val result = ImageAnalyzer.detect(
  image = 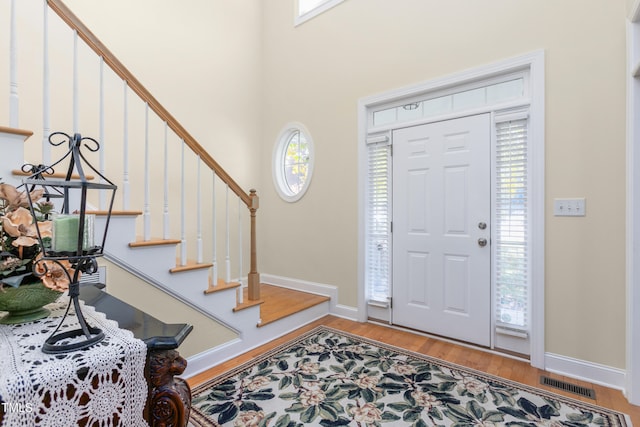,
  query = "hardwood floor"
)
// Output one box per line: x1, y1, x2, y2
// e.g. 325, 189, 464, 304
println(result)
187, 315, 640, 425
233, 284, 330, 326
